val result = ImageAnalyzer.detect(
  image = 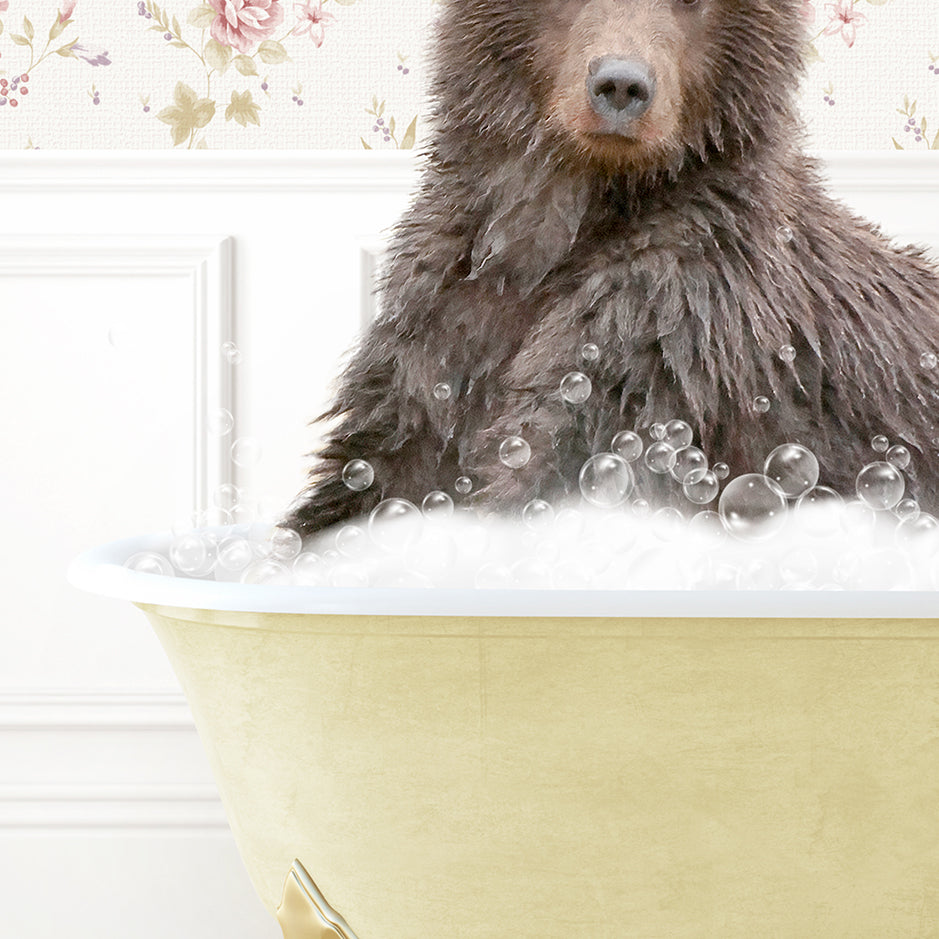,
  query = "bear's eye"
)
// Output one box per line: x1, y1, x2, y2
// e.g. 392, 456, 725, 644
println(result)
676, 0, 700, 6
